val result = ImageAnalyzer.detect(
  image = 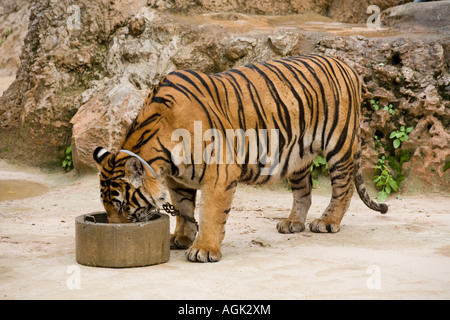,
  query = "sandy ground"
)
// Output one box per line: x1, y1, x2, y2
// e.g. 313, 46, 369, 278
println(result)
0, 160, 449, 300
